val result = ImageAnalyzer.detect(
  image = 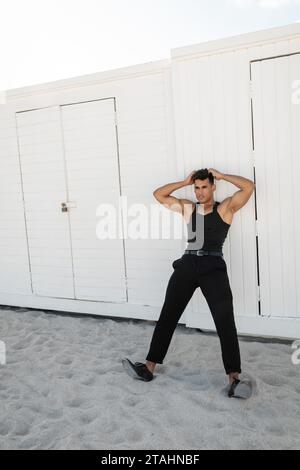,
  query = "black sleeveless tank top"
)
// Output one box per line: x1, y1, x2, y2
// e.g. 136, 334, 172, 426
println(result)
185, 201, 230, 252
